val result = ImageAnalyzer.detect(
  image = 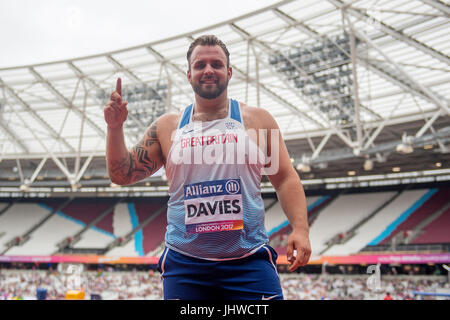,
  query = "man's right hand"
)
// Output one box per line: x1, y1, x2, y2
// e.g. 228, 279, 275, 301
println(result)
104, 77, 128, 129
